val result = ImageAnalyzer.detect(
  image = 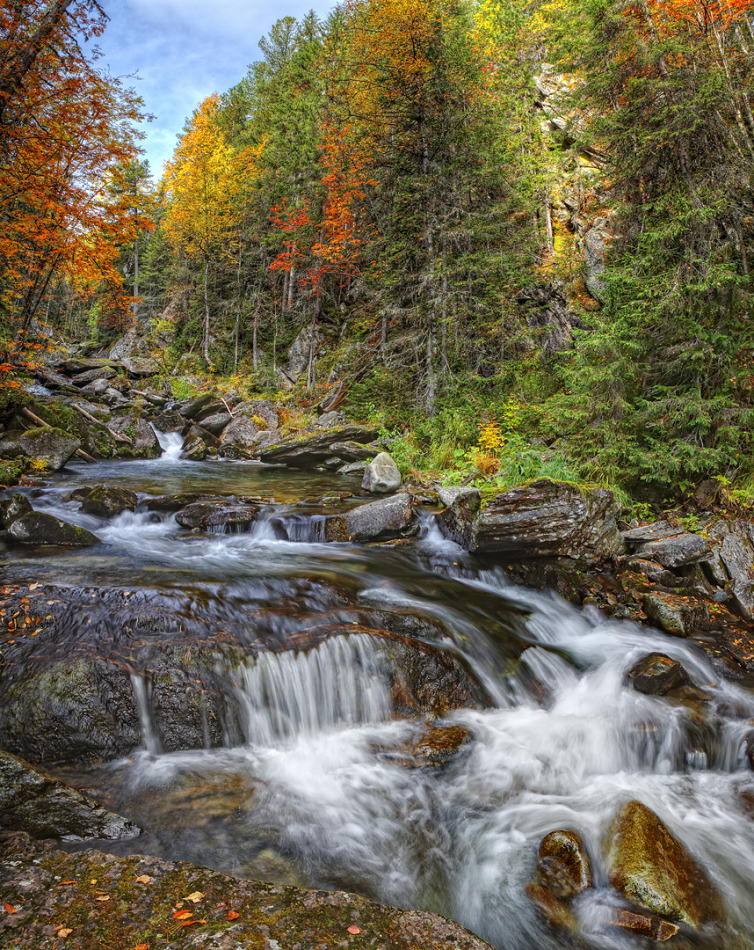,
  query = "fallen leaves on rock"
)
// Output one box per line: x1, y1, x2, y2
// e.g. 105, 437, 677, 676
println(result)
134, 875, 151, 885
172, 910, 193, 920
3, 902, 17, 914
226, 910, 240, 921
56, 928, 73, 938
347, 925, 362, 934
184, 891, 205, 903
